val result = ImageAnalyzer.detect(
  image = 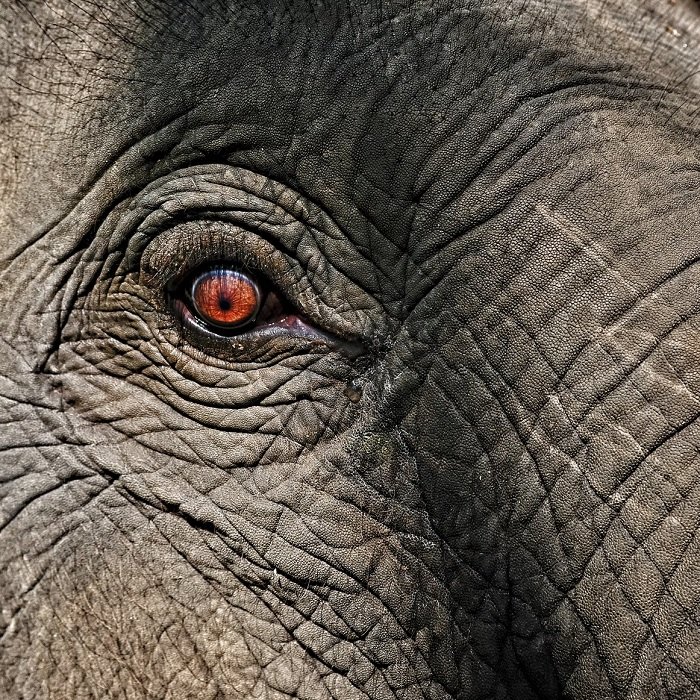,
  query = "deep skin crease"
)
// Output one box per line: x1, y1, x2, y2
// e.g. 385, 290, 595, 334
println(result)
3, 0, 700, 698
